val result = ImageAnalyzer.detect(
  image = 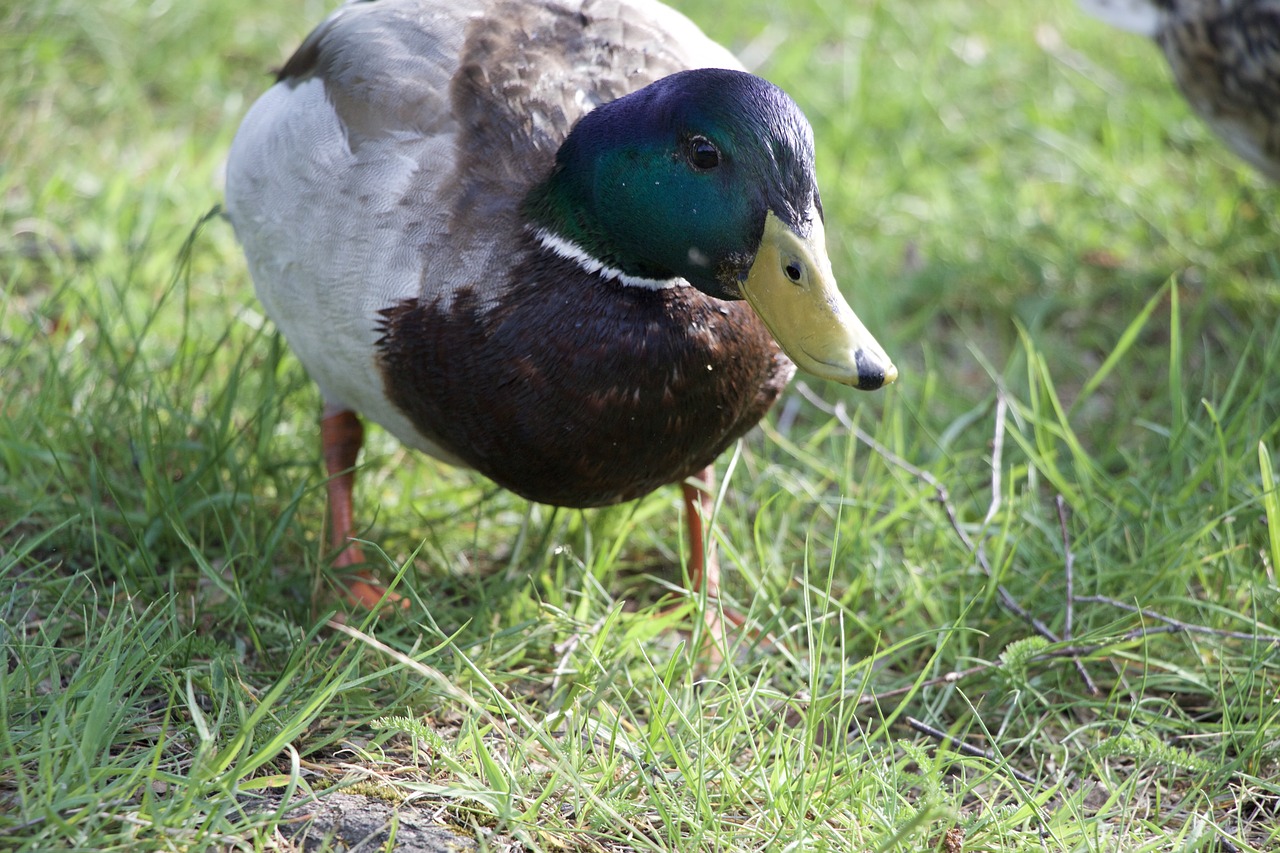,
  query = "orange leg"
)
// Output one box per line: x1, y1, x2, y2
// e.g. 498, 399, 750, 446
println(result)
321, 406, 364, 567
682, 467, 766, 648
681, 468, 720, 600
320, 405, 406, 610
682, 470, 726, 645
